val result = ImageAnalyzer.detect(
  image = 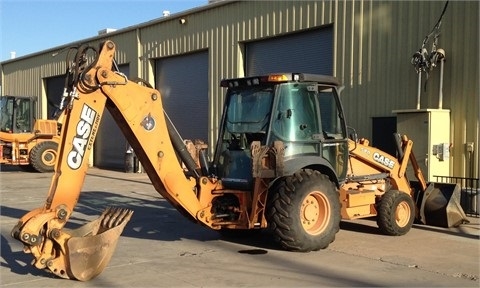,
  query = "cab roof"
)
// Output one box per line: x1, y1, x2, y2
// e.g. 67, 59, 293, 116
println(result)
220, 73, 340, 88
